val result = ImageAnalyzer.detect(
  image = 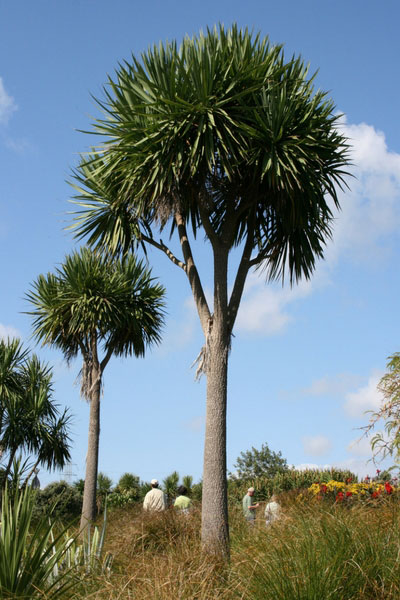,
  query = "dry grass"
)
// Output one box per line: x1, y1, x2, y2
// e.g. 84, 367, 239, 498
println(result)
70, 497, 400, 600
